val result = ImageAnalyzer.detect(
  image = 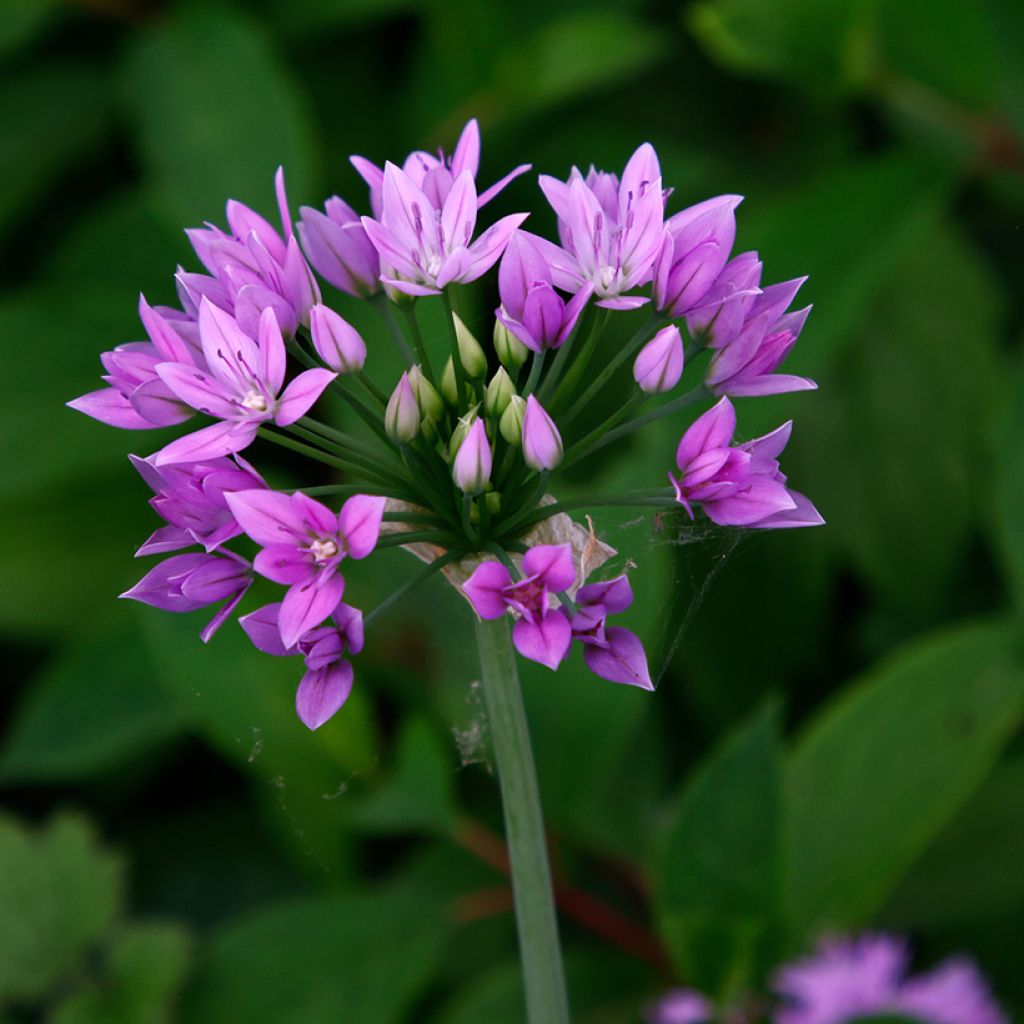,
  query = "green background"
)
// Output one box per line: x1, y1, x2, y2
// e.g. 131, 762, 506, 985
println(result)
1, 0, 1023, 1020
